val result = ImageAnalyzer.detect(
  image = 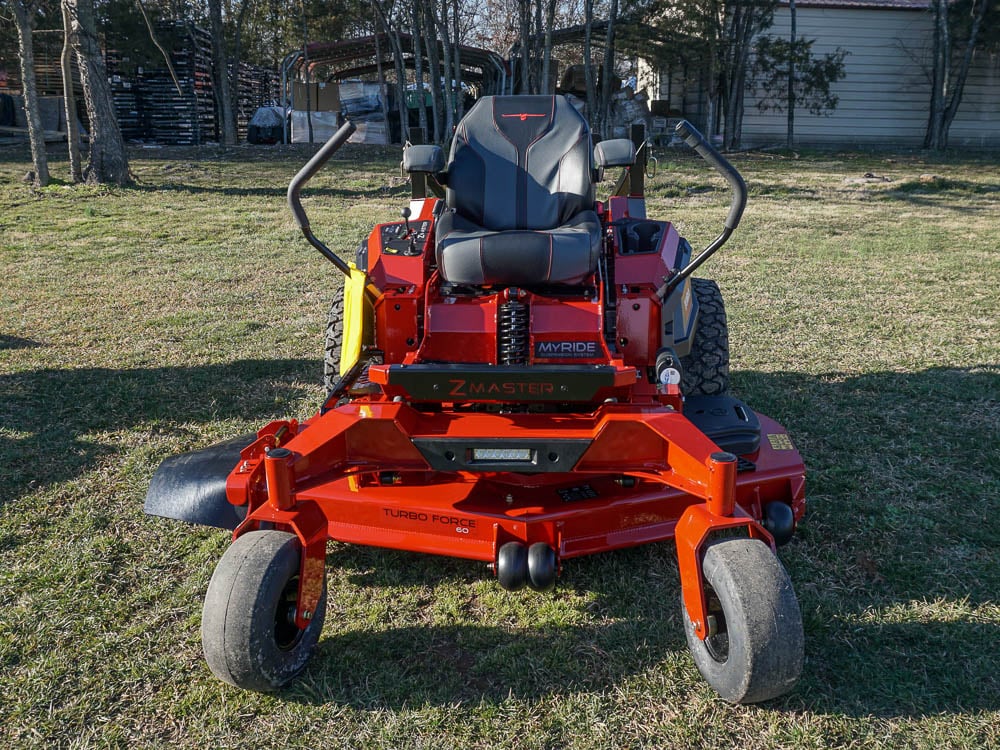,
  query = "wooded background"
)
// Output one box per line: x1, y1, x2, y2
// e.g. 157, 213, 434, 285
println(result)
1, 0, 997, 187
